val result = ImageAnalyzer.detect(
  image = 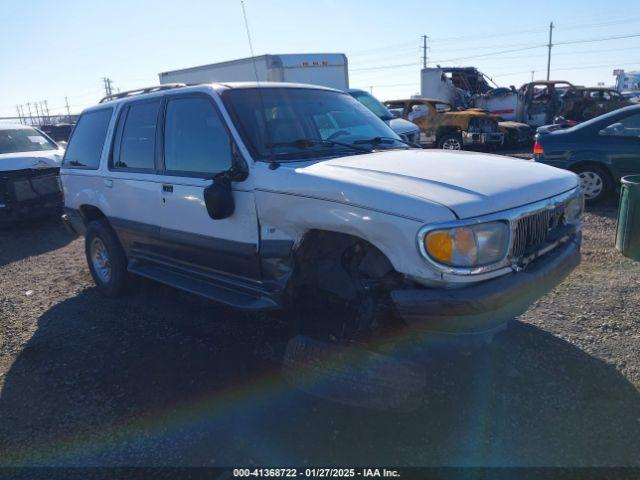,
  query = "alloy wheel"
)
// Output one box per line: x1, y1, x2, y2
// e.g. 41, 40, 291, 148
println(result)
442, 138, 462, 150
579, 171, 604, 200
